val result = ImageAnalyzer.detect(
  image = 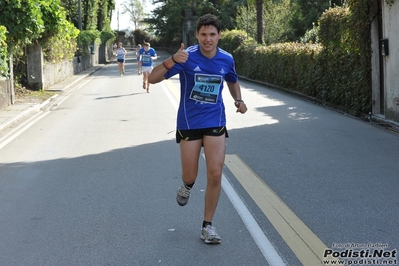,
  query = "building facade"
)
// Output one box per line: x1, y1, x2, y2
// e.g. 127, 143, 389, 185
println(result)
370, 0, 399, 123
